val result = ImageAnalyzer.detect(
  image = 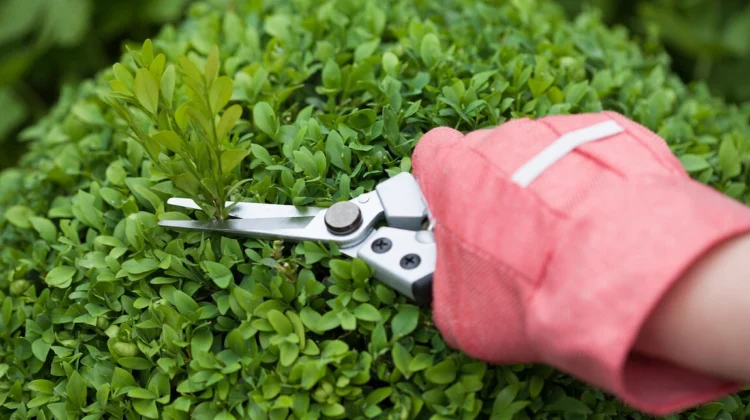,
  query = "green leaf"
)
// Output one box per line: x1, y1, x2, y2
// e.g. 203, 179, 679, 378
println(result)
161, 64, 176, 107
220, 149, 250, 175
141, 39, 154, 67
32, 338, 51, 362
251, 143, 273, 165
113, 63, 134, 88
134, 68, 160, 114
351, 258, 371, 283
210, 76, 233, 114
128, 387, 158, 399
322, 59, 341, 90
353, 304, 381, 322
564, 81, 589, 105
253, 102, 278, 137
391, 304, 419, 339
293, 148, 319, 178
133, 399, 159, 418
268, 310, 293, 335
719, 137, 742, 179
424, 358, 457, 385
325, 130, 351, 172
322, 340, 349, 357
29, 216, 57, 242
420, 33, 442, 68
280, 342, 299, 367
45, 266, 76, 288
204, 261, 233, 288
391, 342, 412, 377
382, 52, 400, 77
697, 402, 724, 419
118, 357, 153, 370
329, 259, 352, 280
545, 396, 593, 414
529, 375, 544, 397
302, 362, 325, 389
173, 290, 200, 315
679, 154, 711, 172
409, 353, 433, 372
28, 379, 55, 394
217, 104, 243, 140
152, 130, 182, 153
66, 371, 87, 408
191, 326, 213, 355
529, 72, 555, 97
204, 45, 220, 86
4, 205, 33, 228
